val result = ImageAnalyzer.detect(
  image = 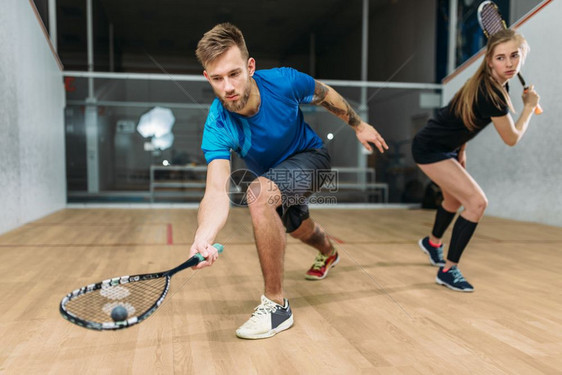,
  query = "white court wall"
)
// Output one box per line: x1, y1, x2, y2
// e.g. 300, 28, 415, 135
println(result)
0, 0, 66, 235
442, 0, 561, 227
